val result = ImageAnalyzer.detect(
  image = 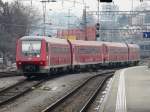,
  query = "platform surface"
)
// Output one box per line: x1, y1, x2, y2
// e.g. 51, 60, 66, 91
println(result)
102, 66, 150, 112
